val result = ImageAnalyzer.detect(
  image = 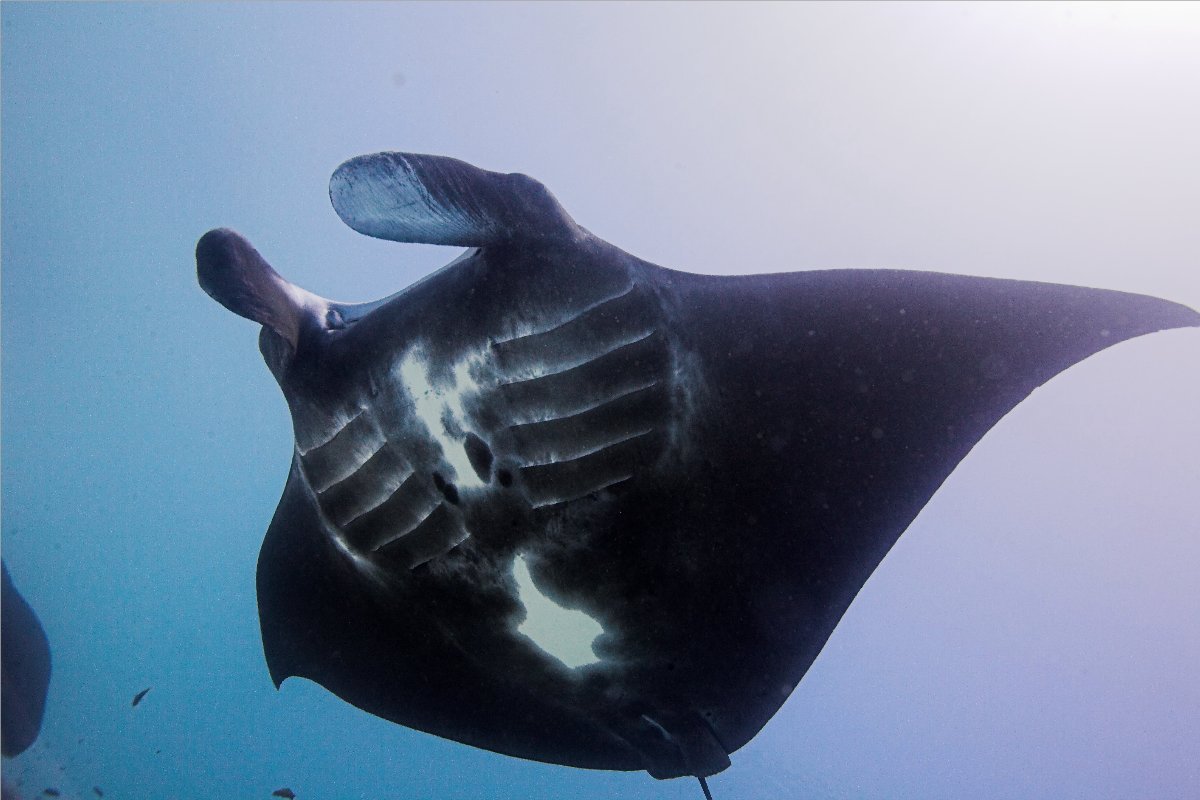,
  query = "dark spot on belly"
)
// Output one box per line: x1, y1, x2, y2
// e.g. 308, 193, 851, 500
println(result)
497, 468, 513, 487
432, 472, 460, 504
464, 432, 494, 481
